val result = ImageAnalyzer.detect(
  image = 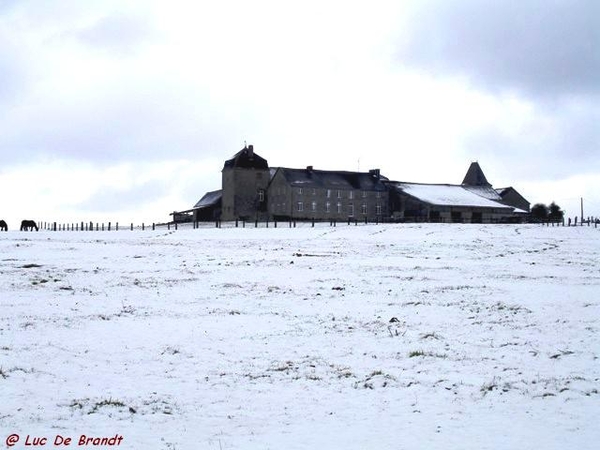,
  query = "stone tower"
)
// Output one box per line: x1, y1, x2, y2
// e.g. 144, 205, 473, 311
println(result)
221, 145, 270, 221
